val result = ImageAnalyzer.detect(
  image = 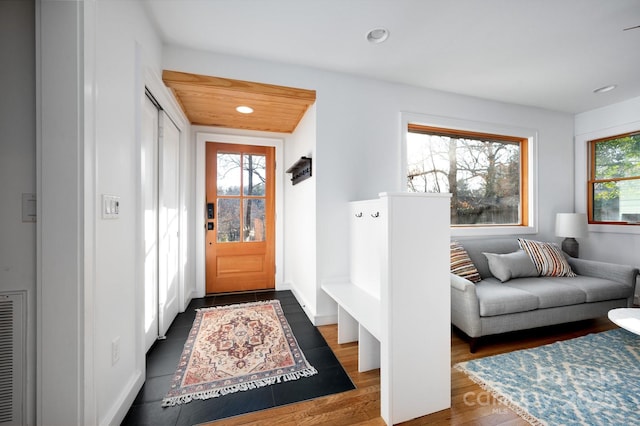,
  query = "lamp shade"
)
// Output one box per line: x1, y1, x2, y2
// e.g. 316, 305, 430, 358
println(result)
555, 213, 588, 238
